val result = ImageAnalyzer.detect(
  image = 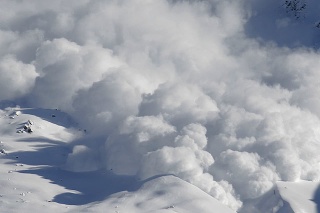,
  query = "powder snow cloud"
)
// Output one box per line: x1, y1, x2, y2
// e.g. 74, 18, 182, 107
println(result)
1, 0, 320, 210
